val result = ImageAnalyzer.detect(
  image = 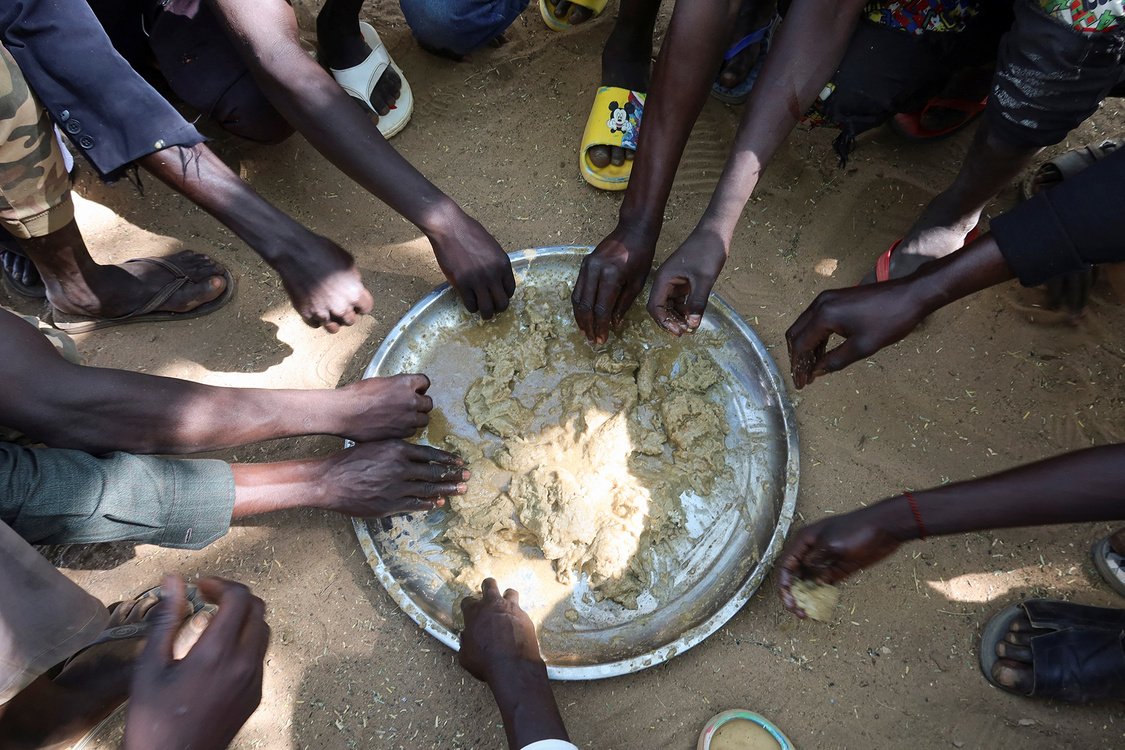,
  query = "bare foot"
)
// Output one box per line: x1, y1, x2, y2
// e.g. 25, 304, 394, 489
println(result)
1, 248, 43, 293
